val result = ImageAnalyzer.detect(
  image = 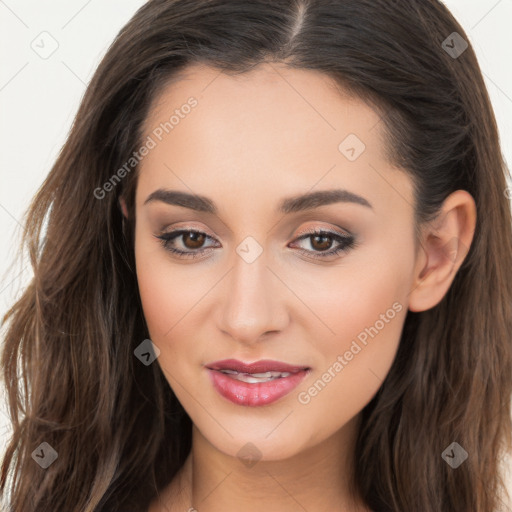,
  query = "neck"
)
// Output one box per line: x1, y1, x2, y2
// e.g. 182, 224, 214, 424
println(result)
169, 413, 369, 512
